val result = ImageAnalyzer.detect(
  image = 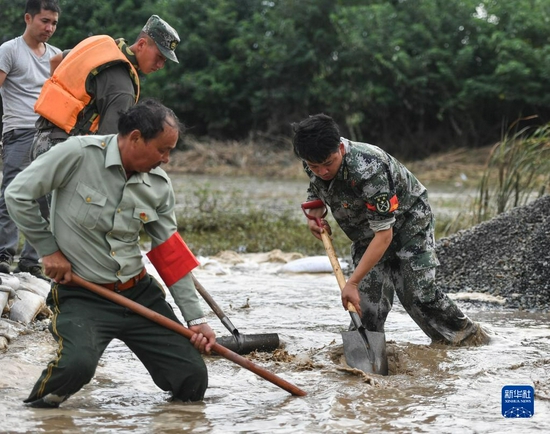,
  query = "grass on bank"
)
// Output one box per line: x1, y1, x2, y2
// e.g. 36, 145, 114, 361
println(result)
169, 182, 351, 257
176, 209, 351, 258
473, 120, 549, 223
